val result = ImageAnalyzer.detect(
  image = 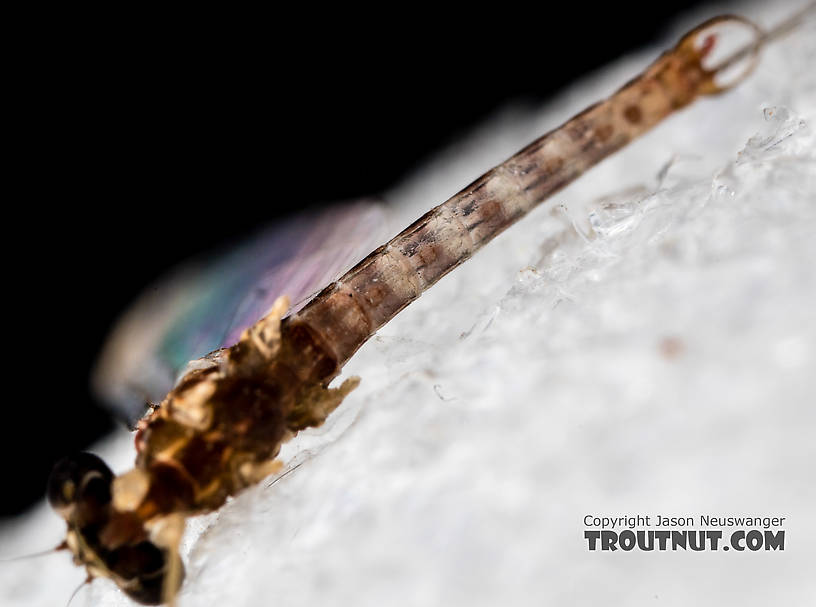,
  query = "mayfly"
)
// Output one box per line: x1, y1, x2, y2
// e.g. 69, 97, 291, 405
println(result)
44, 7, 812, 605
